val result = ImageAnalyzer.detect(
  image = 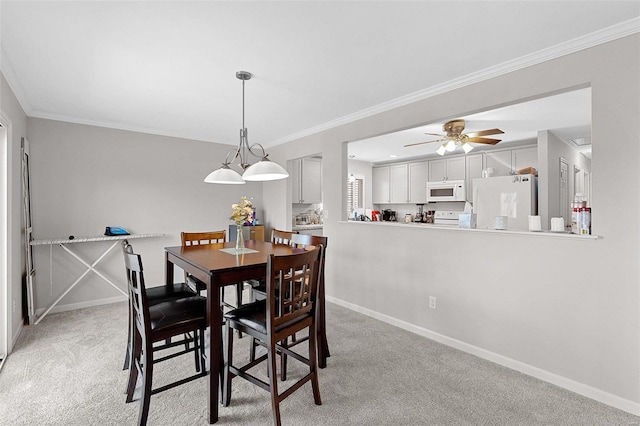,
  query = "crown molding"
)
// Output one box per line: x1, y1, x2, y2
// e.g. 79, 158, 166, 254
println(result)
268, 16, 640, 147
